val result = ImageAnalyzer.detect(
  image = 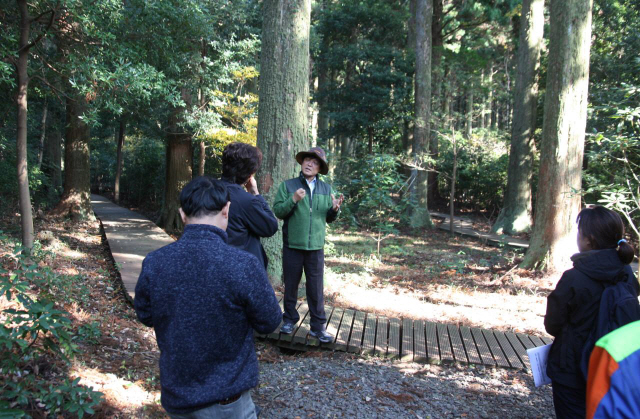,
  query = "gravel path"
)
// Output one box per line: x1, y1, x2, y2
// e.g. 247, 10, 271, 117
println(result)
254, 345, 555, 419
